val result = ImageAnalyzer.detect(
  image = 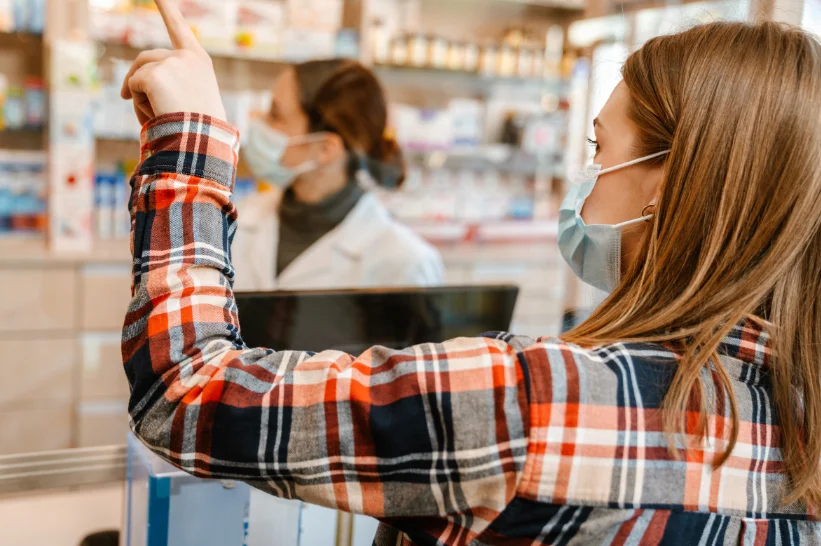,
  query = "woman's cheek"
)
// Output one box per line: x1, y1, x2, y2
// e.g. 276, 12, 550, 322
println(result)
583, 173, 634, 225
